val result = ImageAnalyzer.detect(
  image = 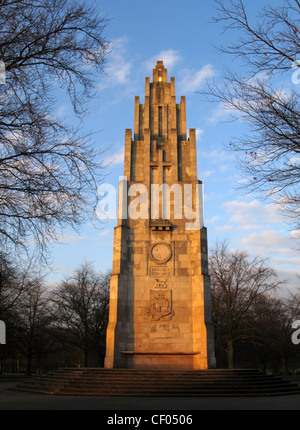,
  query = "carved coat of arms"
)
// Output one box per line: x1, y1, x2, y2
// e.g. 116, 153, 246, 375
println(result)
148, 290, 174, 321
